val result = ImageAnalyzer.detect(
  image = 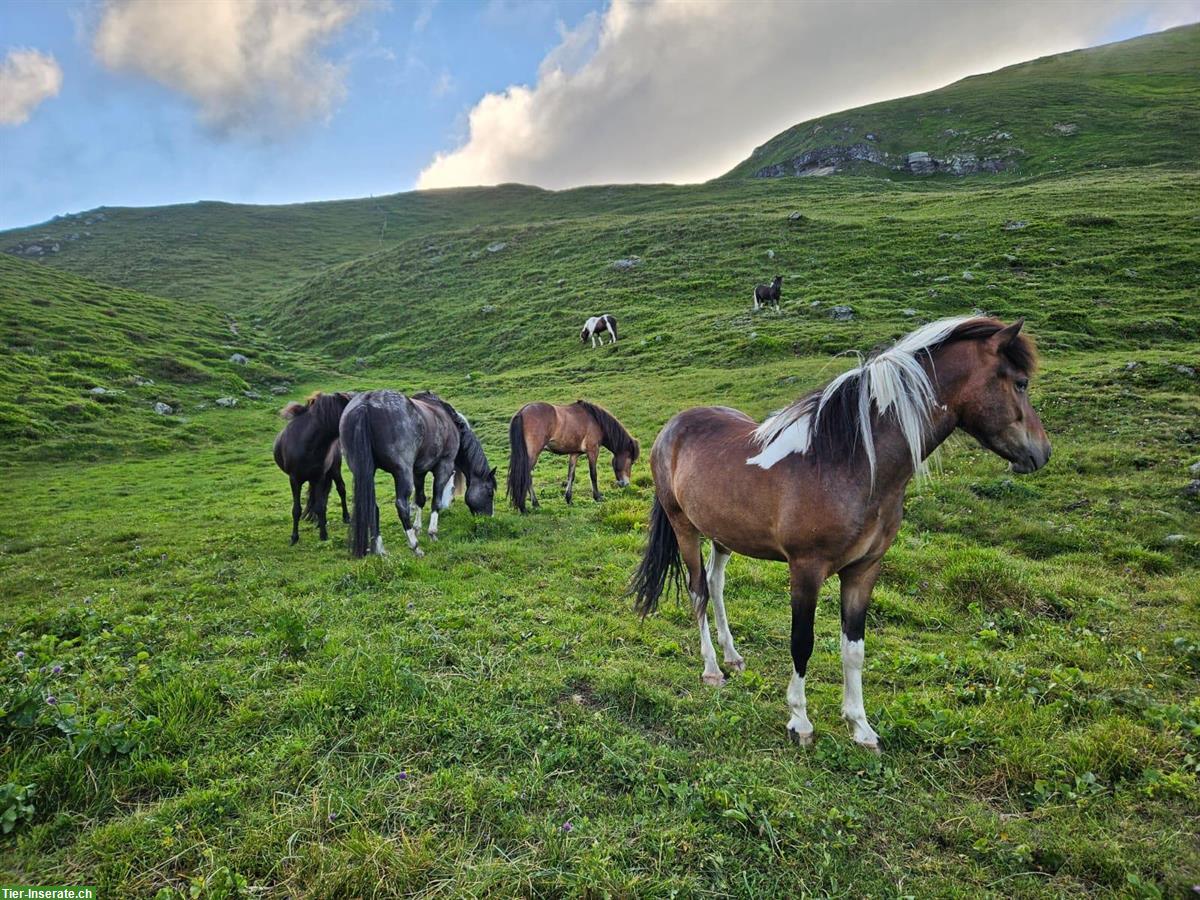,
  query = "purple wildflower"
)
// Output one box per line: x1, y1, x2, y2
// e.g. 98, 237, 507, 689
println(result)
328, 812, 338, 822
561, 821, 573, 833
52, 665, 63, 675
46, 695, 57, 706
16, 651, 24, 660
398, 771, 408, 781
